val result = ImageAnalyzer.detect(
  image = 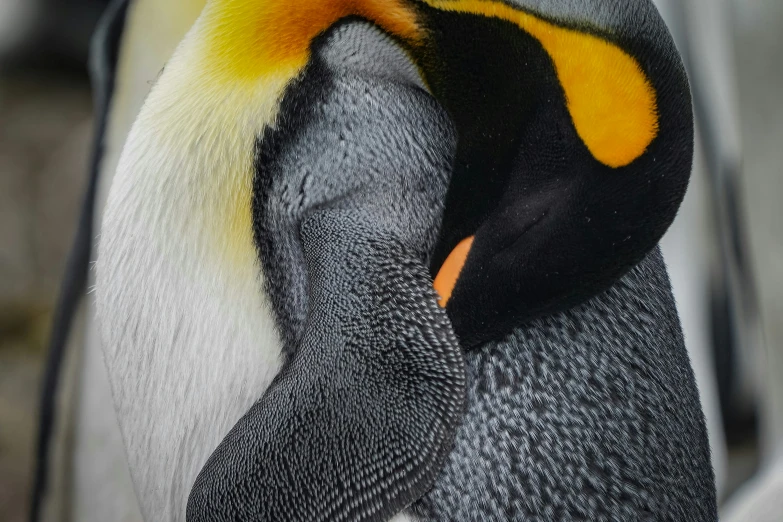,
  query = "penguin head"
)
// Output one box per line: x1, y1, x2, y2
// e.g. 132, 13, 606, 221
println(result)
415, 1, 692, 348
